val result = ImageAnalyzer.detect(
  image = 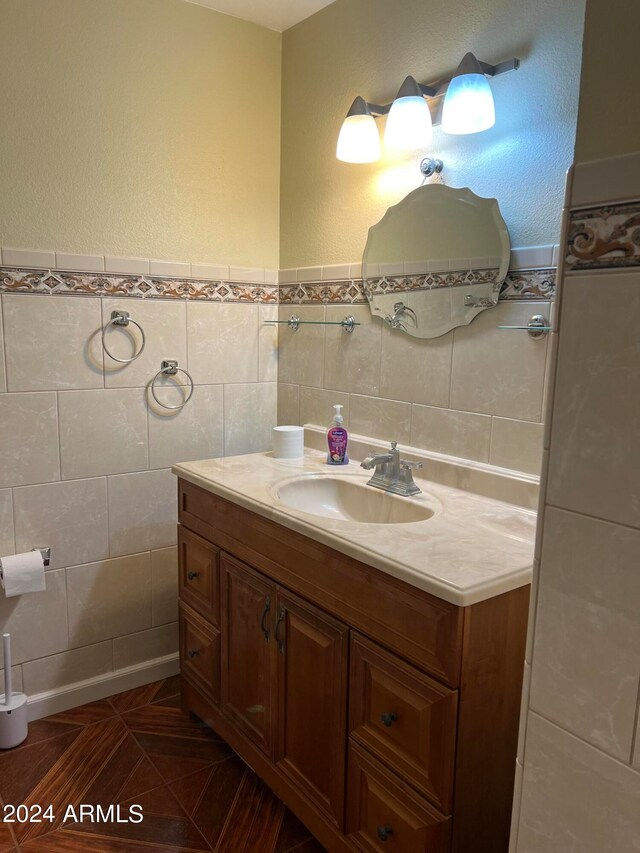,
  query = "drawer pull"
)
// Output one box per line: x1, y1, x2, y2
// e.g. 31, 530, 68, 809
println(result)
187, 649, 200, 658
377, 825, 393, 842
380, 711, 398, 727
260, 595, 271, 641
187, 571, 200, 581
